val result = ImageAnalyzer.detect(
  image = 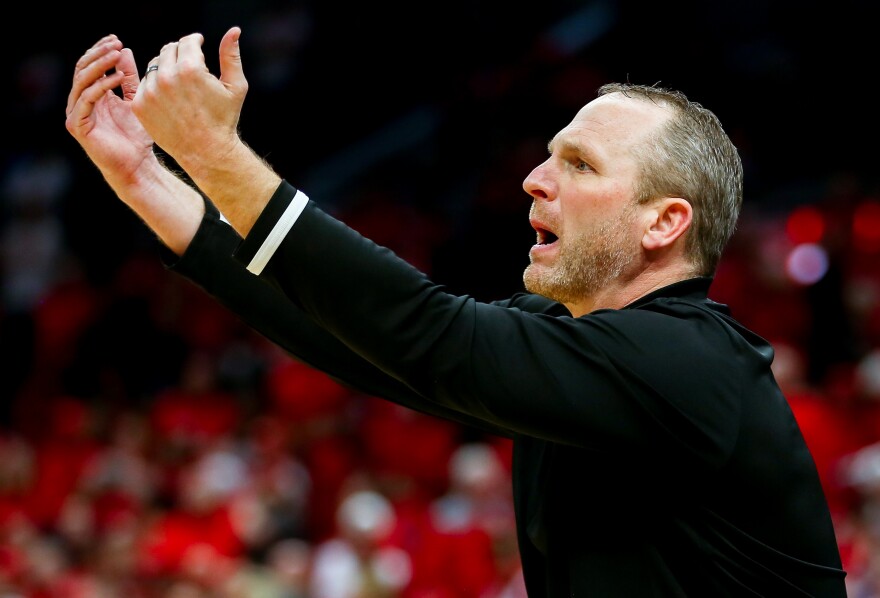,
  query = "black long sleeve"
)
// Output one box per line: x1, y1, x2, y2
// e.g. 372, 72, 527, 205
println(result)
164, 198, 527, 436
